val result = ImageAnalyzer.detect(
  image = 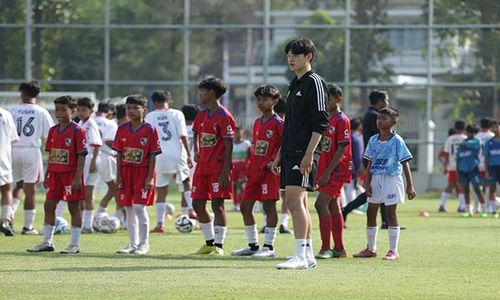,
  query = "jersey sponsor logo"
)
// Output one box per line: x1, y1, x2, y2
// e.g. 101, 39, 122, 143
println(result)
321, 136, 332, 152
490, 149, 500, 155
65, 138, 72, 146
295, 91, 302, 96
266, 129, 273, 138
255, 140, 269, 156
49, 149, 69, 164
200, 132, 216, 147
123, 147, 144, 163
140, 137, 148, 145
